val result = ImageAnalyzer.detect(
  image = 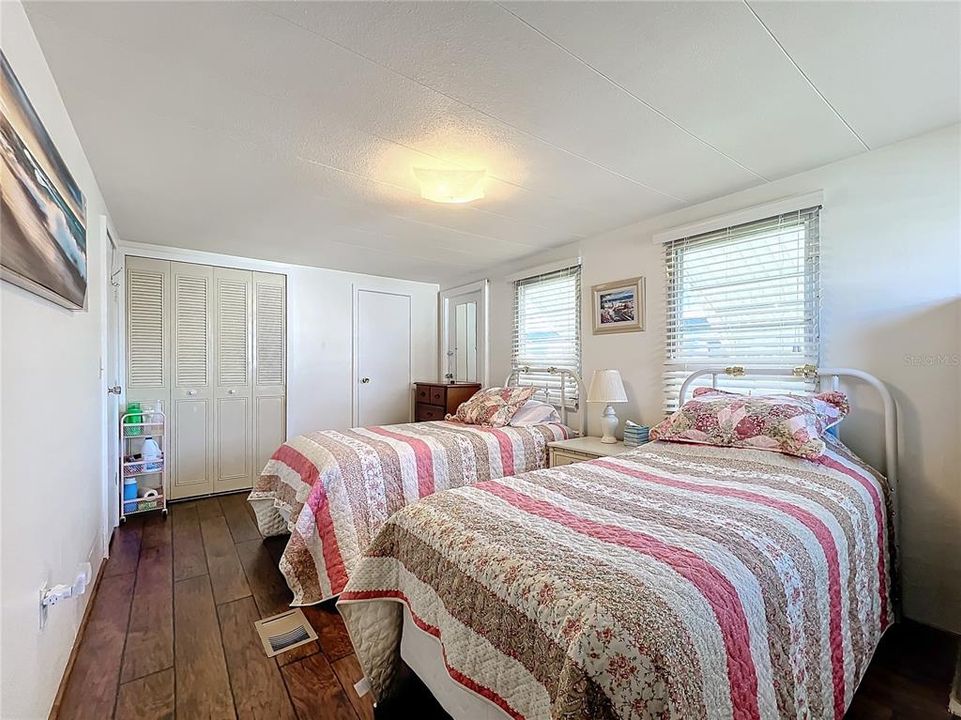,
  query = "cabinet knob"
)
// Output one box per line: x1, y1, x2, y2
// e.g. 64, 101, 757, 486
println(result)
228, 389, 236, 395
186, 389, 197, 396
361, 377, 371, 384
